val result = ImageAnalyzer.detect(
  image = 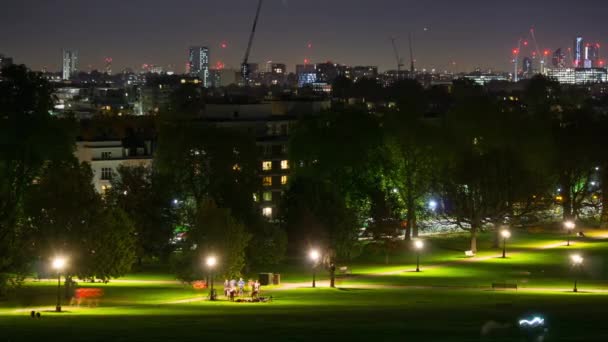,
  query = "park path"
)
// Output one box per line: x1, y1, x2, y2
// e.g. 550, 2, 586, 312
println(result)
373, 232, 608, 277
270, 231, 608, 292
